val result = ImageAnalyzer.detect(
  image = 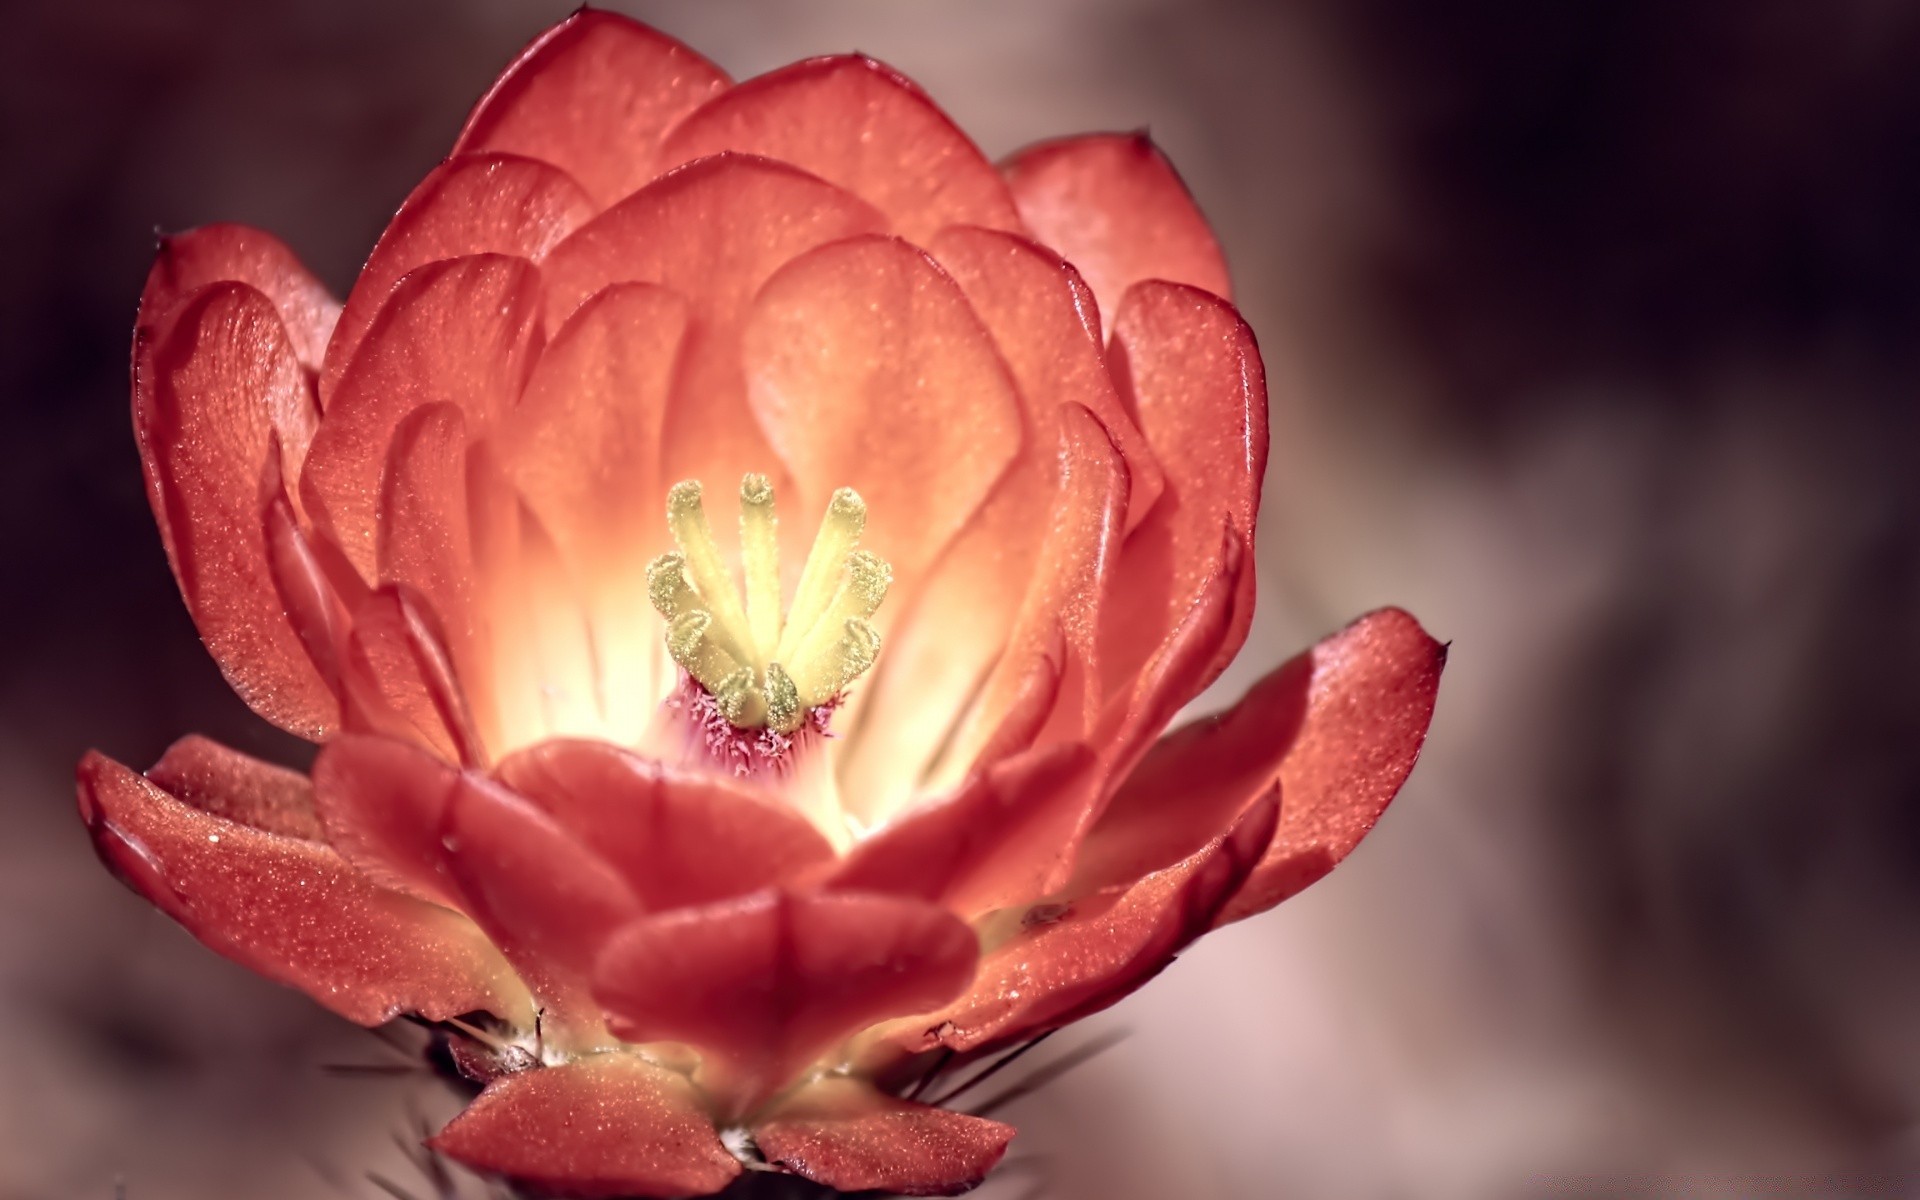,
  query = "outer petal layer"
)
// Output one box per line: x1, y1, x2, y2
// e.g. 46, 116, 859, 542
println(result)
77, 751, 523, 1026
147, 733, 321, 841
429, 1055, 741, 1199
754, 1077, 1014, 1197
138, 223, 339, 368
